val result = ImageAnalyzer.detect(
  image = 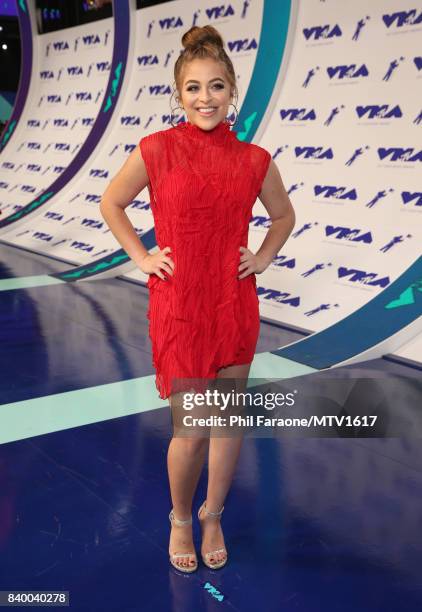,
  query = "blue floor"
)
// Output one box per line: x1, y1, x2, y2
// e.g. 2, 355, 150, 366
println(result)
1, 243, 421, 611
